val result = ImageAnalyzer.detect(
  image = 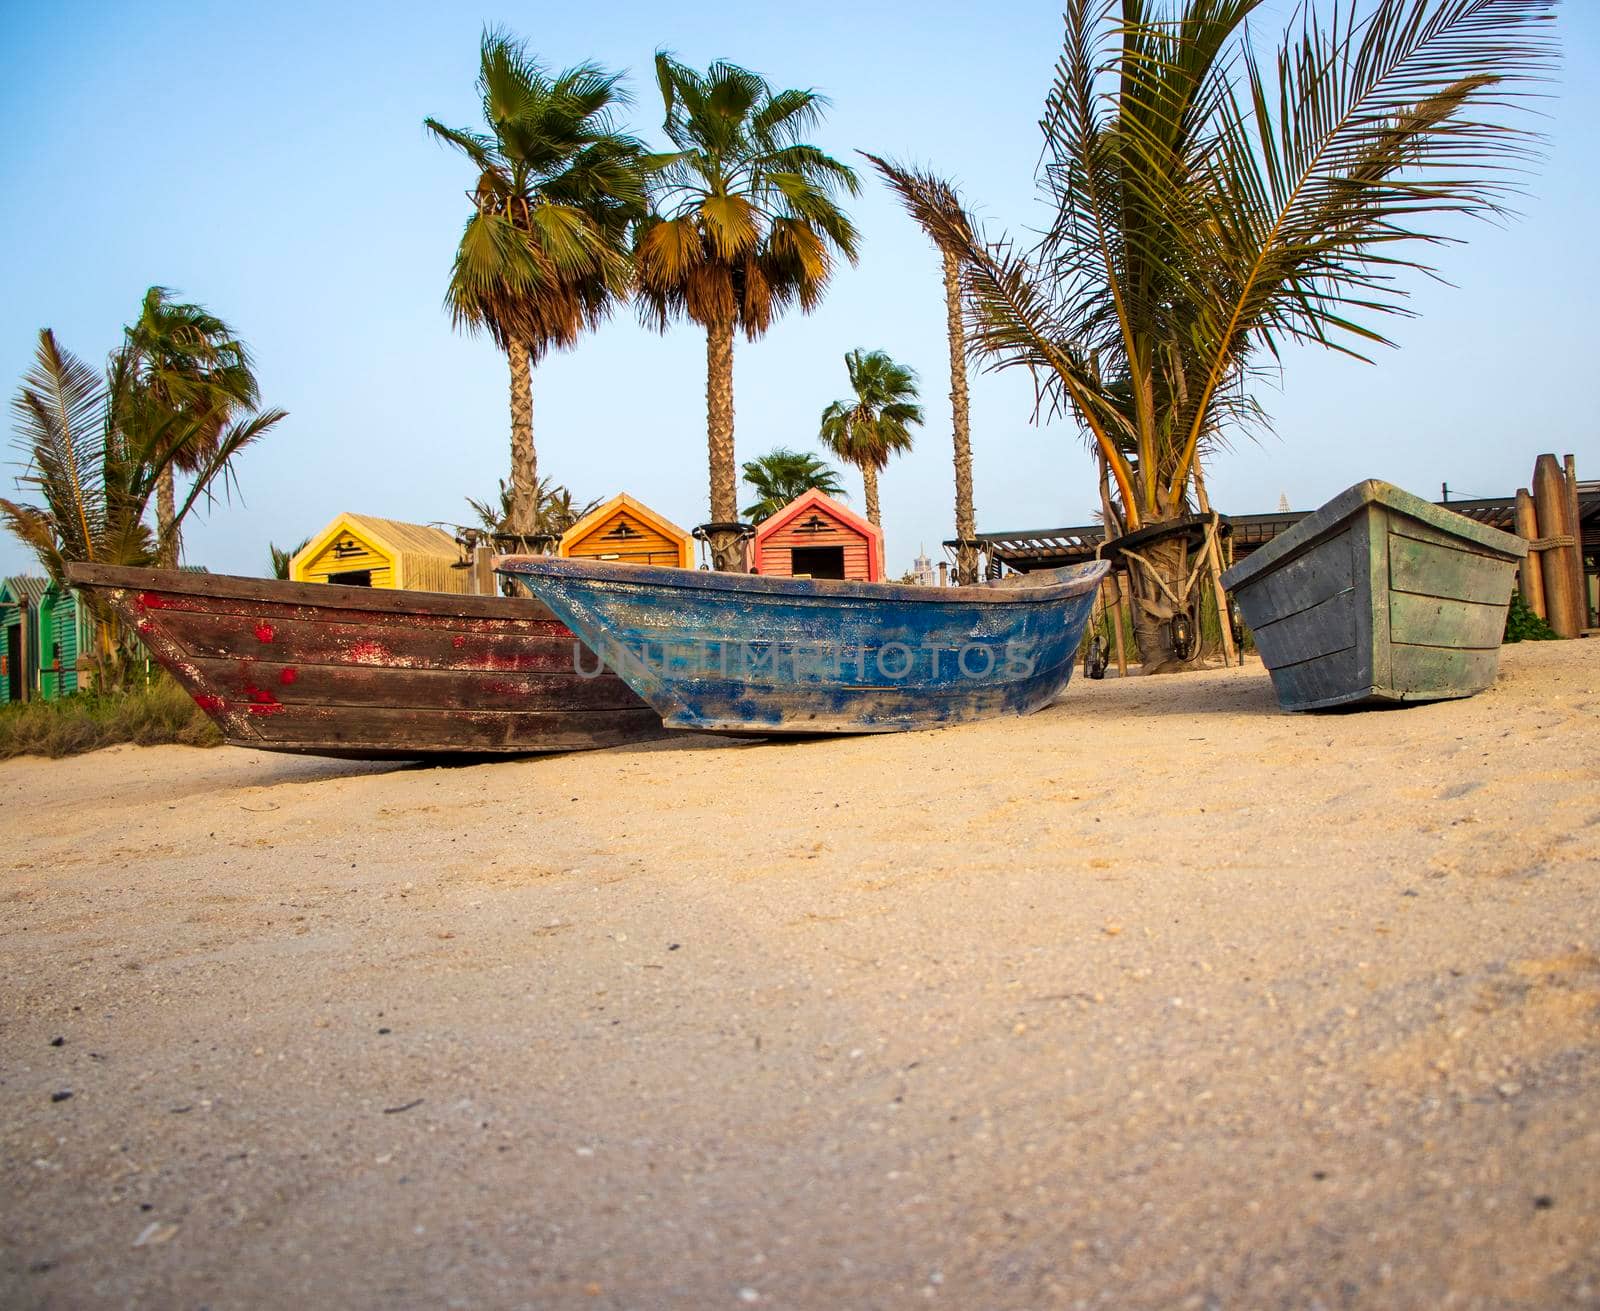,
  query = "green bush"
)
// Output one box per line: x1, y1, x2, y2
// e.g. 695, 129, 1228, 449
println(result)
1503, 591, 1558, 643
0, 673, 222, 759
